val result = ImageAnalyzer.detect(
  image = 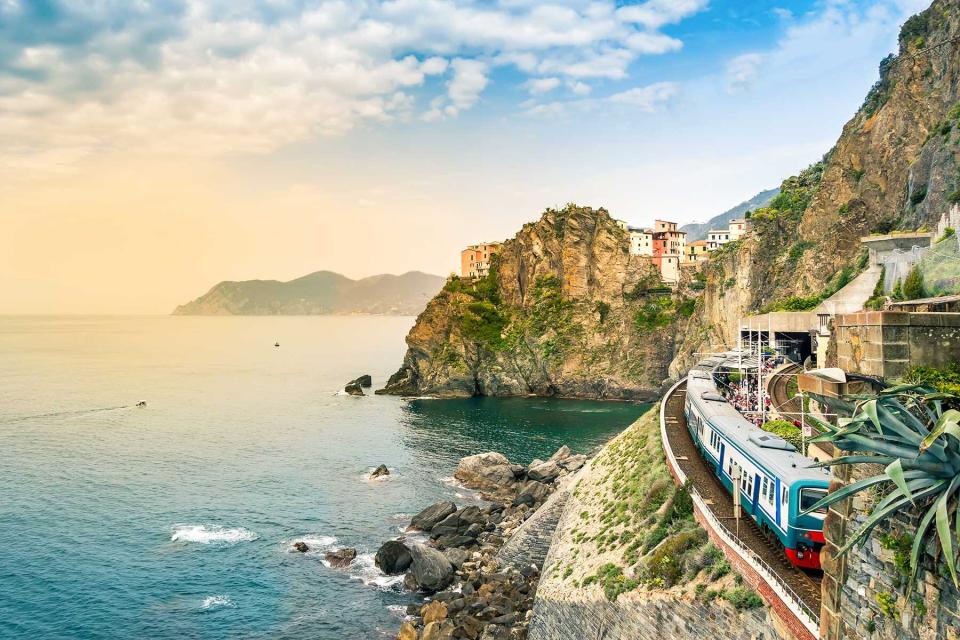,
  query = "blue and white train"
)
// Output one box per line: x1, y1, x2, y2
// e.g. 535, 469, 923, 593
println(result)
684, 362, 830, 569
